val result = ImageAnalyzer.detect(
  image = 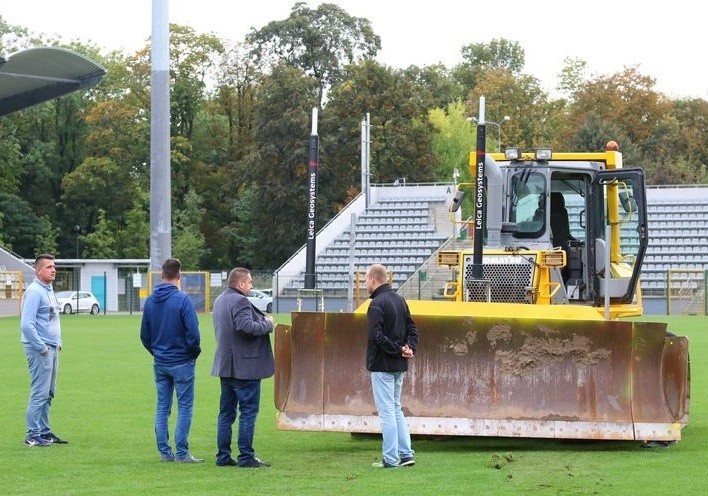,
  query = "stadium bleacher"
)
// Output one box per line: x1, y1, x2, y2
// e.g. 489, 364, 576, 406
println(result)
641, 192, 708, 296
281, 185, 708, 299
283, 195, 451, 295
566, 187, 708, 297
